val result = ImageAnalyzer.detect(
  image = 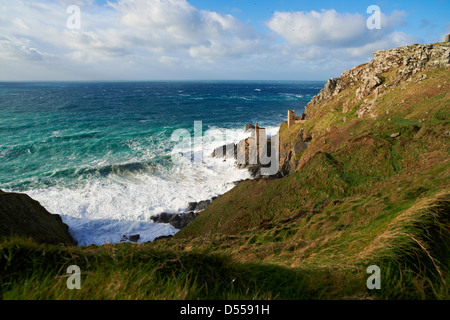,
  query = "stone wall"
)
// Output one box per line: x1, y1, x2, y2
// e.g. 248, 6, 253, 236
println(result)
287, 110, 306, 128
